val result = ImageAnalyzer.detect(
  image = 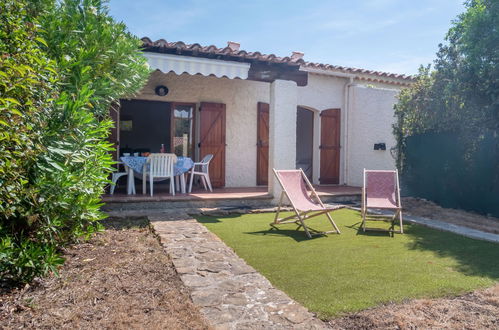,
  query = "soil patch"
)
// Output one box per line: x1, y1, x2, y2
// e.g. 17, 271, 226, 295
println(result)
403, 197, 499, 234
0, 218, 208, 329
328, 284, 499, 329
